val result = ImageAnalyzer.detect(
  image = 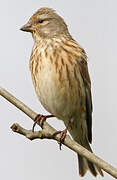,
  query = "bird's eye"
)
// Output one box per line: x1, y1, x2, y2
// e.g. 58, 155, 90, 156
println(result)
39, 20, 44, 23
